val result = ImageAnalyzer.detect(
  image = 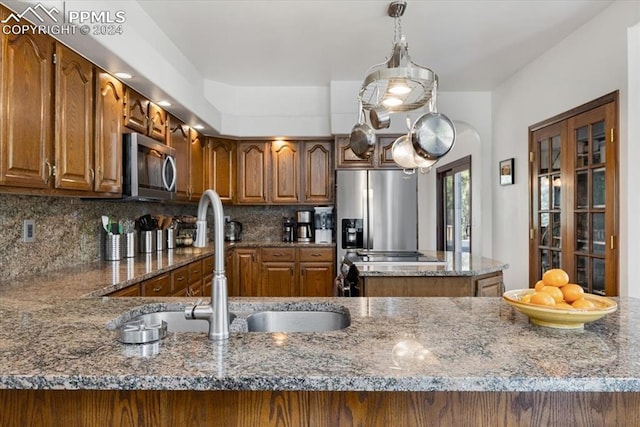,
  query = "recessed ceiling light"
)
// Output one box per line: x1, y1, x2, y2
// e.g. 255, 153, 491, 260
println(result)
157, 100, 171, 107
193, 124, 204, 130
114, 72, 133, 79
